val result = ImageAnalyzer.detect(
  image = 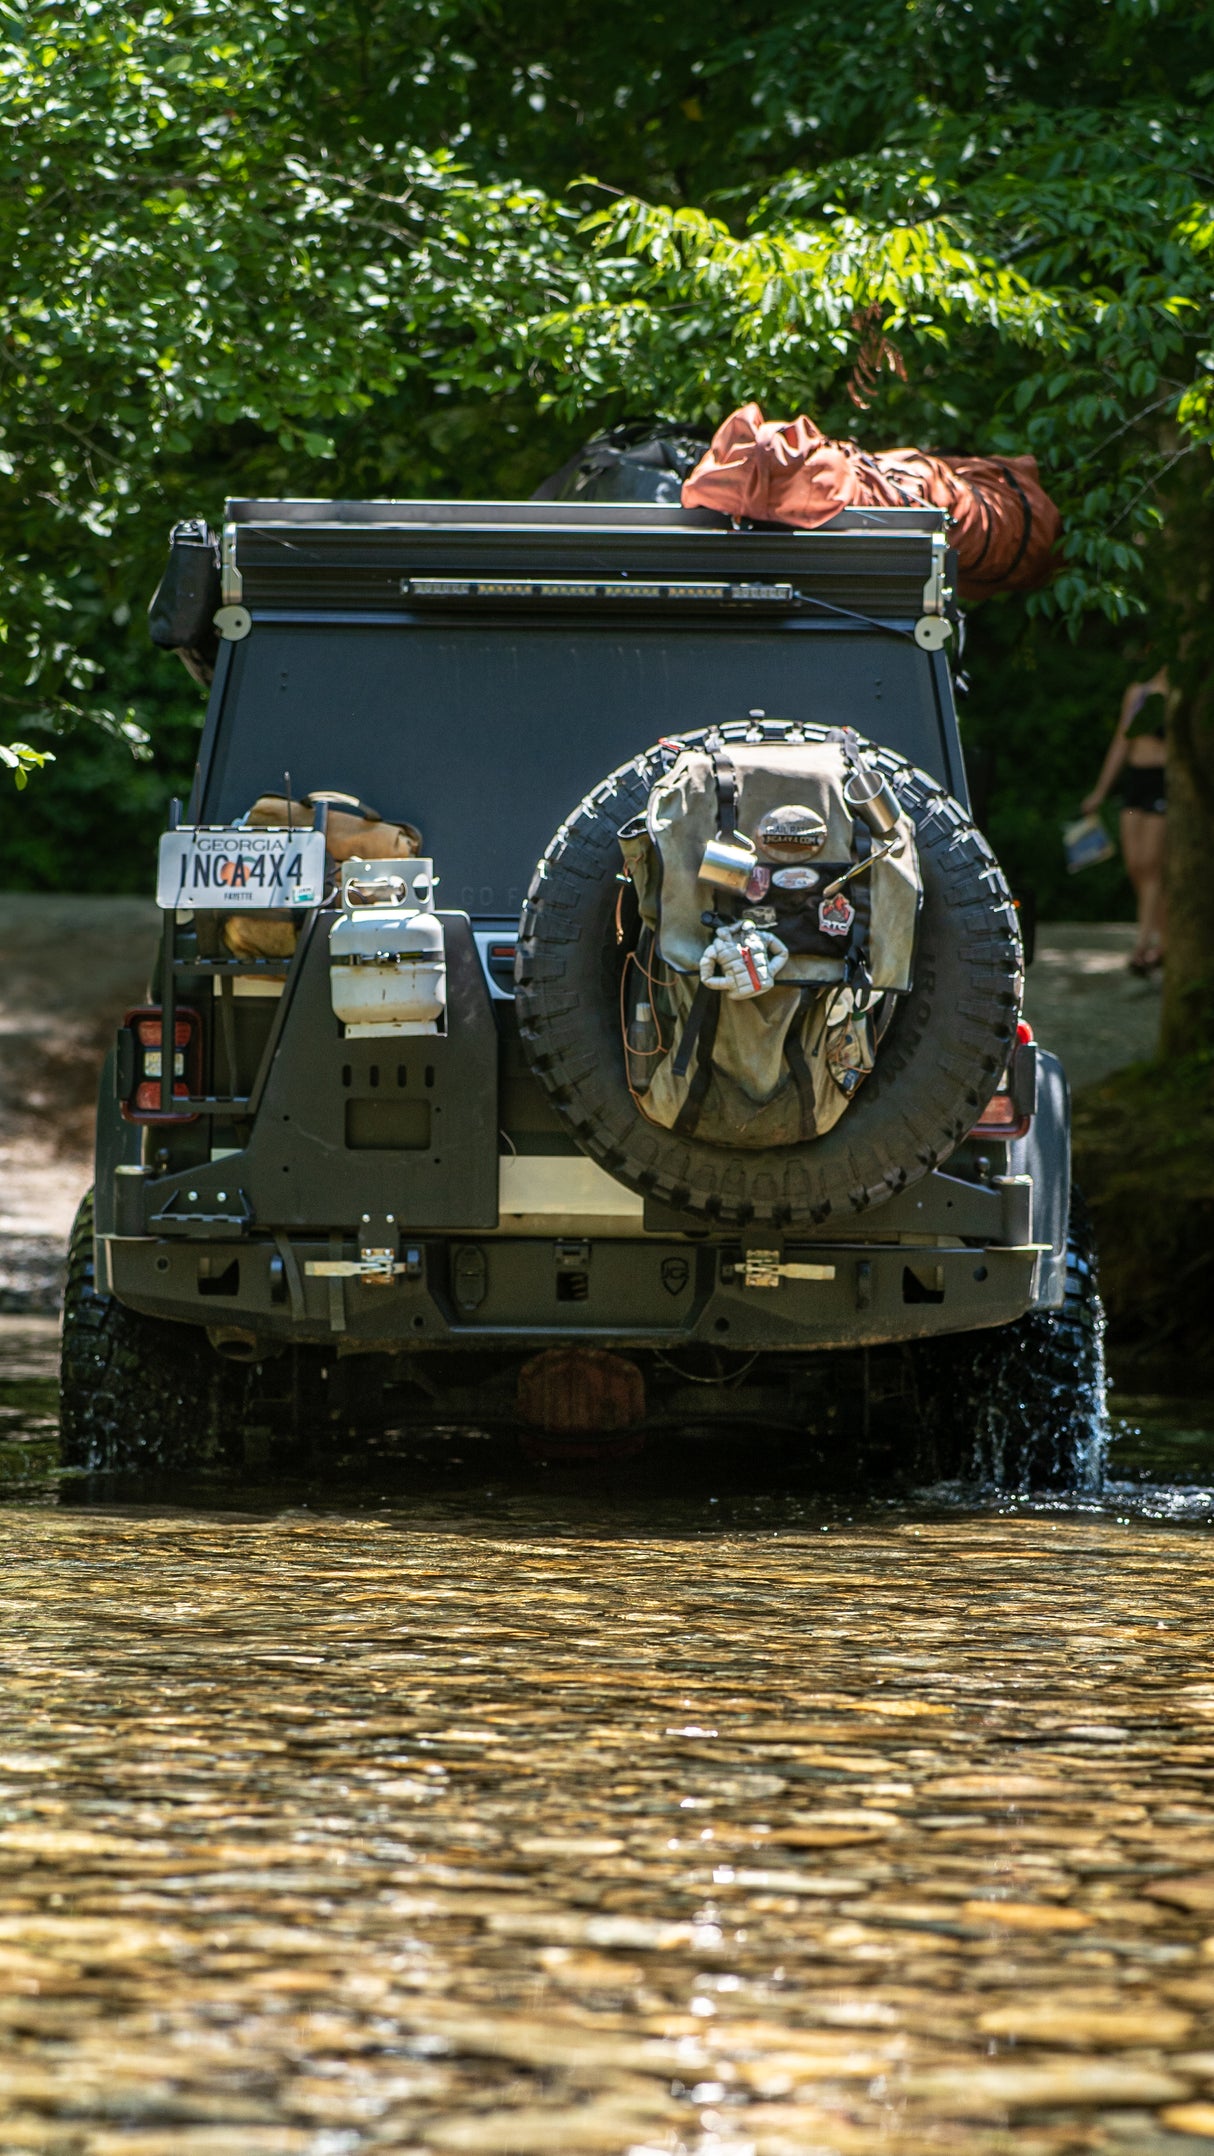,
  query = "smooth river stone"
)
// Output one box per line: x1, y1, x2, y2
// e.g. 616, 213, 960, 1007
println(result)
960, 1900, 1092, 1931
921, 1775, 1071, 1799
1161, 2105, 1214, 2139
906, 2061, 1190, 2114
1147, 1876, 1214, 1912
978, 2004, 1194, 2048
